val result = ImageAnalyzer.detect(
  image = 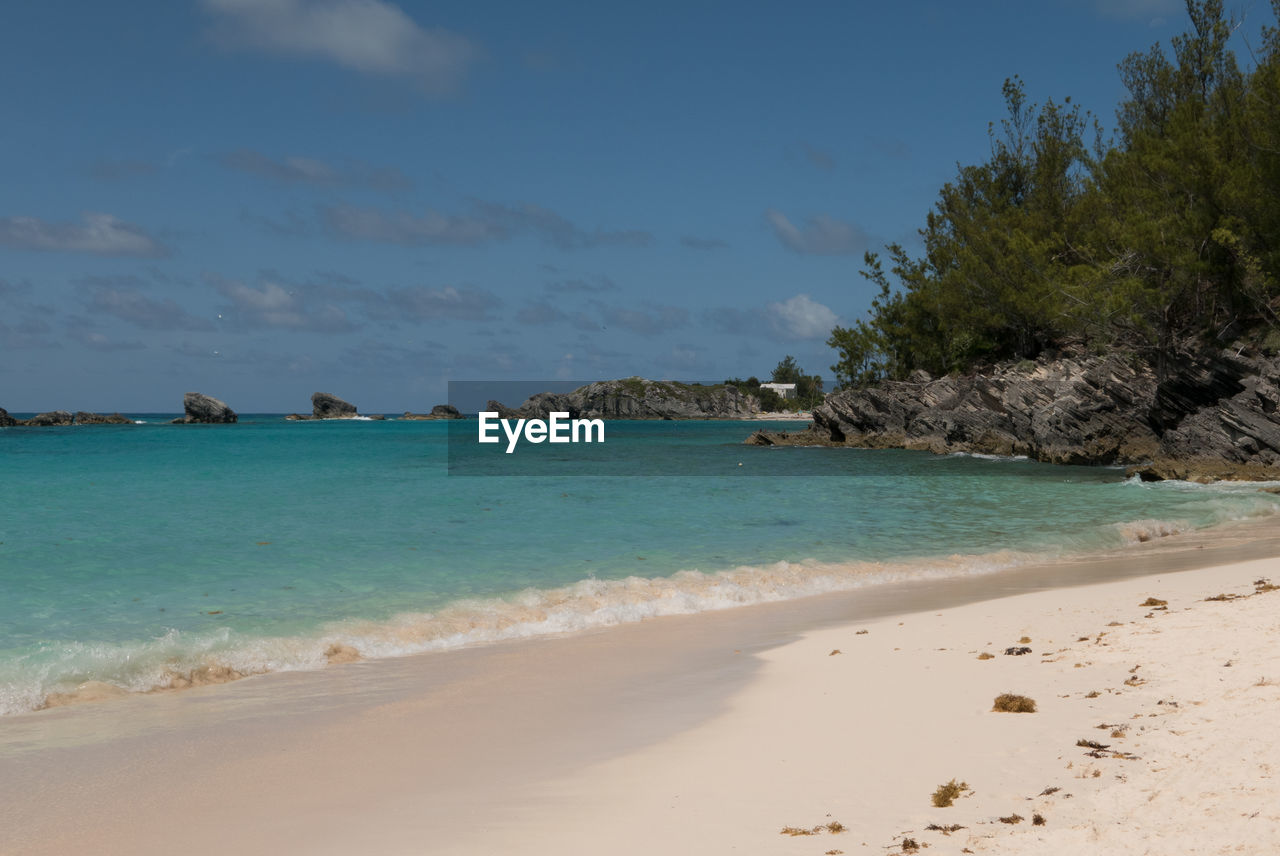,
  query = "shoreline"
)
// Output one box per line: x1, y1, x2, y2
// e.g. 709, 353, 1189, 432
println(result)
9, 500, 1277, 717
3, 518, 1280, 853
